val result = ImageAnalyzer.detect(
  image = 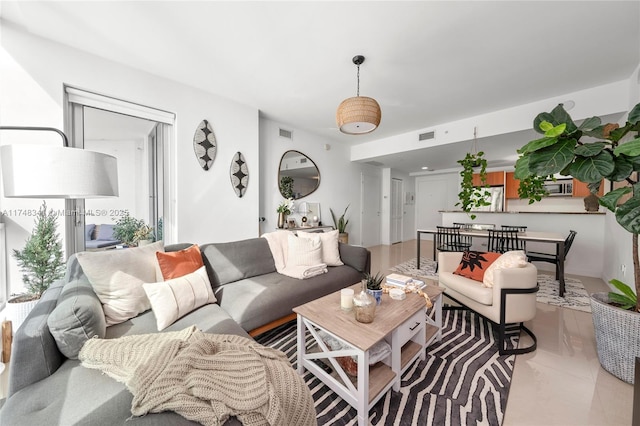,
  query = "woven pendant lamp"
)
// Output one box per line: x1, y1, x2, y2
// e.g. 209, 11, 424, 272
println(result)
336, 55, 381, 135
